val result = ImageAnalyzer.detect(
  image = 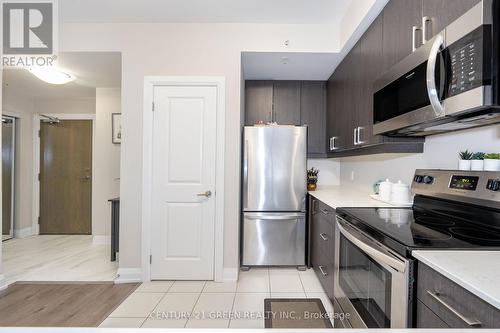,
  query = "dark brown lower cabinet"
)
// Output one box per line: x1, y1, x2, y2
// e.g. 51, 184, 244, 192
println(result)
309, 196, 335, 301
416, 263, 500, 328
